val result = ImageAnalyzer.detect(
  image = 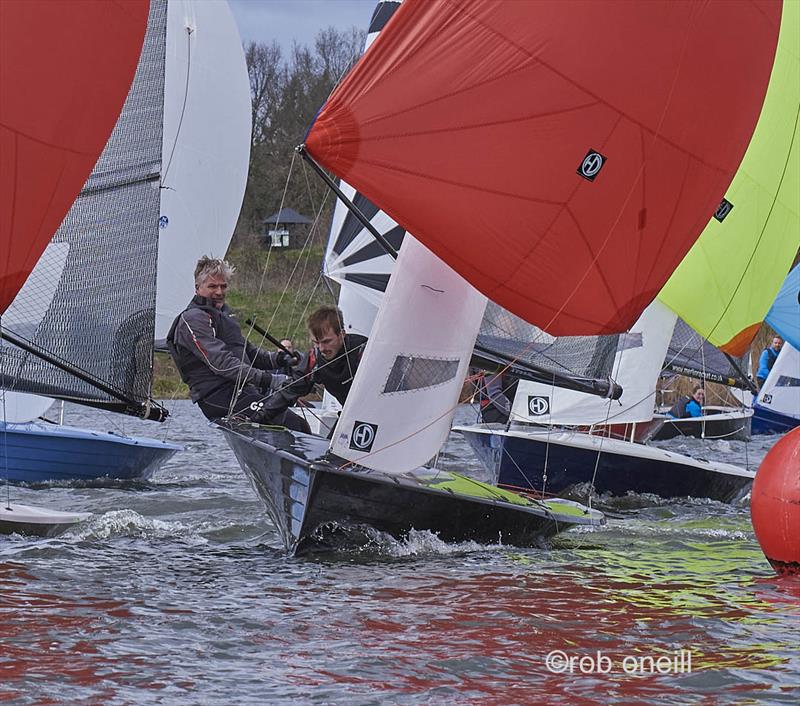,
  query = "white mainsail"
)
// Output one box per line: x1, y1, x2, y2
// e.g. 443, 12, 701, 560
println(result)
155, 0, 251, 339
